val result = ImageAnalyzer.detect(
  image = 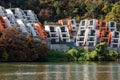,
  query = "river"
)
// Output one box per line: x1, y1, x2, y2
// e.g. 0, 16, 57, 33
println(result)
0, 62, 119, 80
